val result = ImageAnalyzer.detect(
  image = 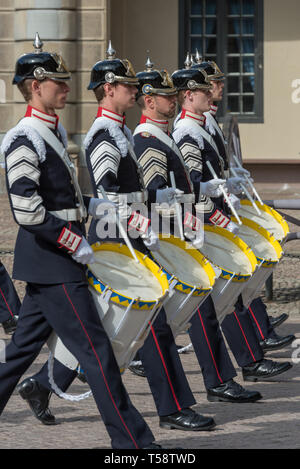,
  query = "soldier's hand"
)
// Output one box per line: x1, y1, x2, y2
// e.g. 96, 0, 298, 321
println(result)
71, 237, 95, 265
88, 197, 117, 219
